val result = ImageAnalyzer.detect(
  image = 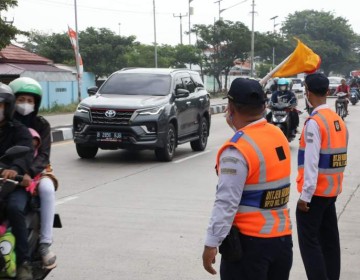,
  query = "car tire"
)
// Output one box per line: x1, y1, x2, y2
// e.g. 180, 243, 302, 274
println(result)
76, 144, 98, 159
190, 117, 209, 151
155, 123, 176, 162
